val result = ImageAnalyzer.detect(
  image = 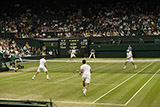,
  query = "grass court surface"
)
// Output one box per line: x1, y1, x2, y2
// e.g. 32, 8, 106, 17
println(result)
0, 58, 160, 107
